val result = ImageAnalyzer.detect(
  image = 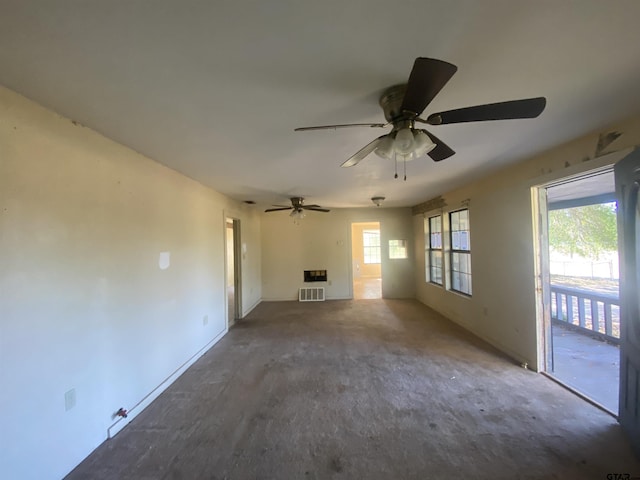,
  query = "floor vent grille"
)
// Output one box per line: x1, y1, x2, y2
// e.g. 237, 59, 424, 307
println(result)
299, 287, 325, 302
